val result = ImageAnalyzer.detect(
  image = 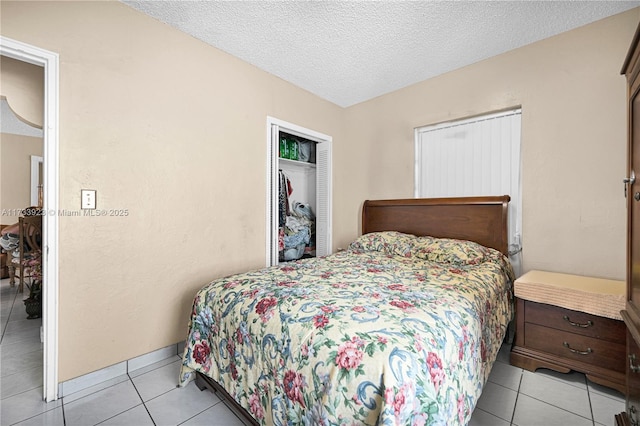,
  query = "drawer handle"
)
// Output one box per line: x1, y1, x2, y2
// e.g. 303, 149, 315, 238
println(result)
562, 315, 593, 328
563, 341, 592, 355
630, 354, 640, 374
